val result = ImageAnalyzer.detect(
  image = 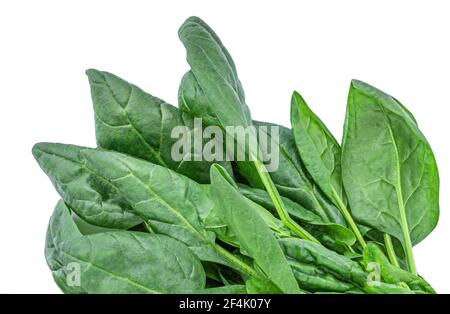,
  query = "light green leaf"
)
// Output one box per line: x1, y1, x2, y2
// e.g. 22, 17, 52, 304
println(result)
342, 80, 439, 273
